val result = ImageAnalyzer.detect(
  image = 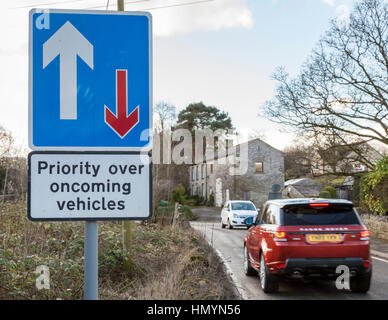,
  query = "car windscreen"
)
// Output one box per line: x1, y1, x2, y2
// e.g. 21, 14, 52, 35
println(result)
282, 205, 360, 226
231, 202, 256, 211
